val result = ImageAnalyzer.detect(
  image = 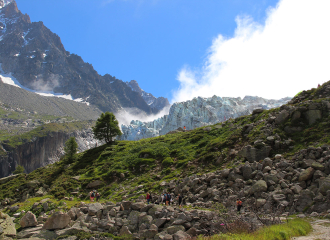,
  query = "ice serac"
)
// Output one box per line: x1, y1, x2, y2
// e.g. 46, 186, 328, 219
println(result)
126, 80, 170, 113
120, 95, 291, 141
